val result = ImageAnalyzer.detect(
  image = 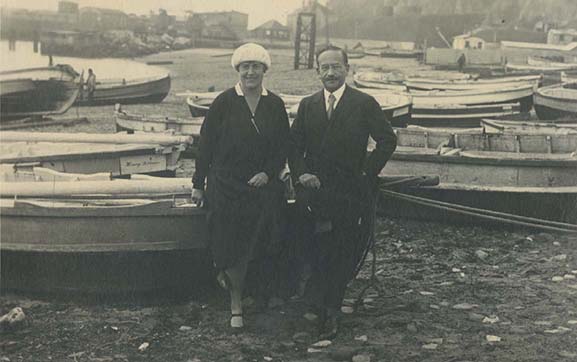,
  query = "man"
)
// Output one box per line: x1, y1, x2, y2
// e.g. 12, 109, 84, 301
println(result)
85, 68, 96, 101
289, 45, 397, 339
